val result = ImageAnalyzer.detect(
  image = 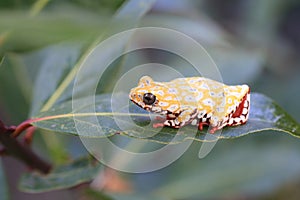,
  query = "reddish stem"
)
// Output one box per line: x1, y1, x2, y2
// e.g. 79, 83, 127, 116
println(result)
0, 119, 51, 174
24, 126, 36, 145
0, 147, 7, 156
12, 119, 35, 138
